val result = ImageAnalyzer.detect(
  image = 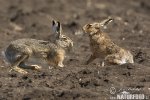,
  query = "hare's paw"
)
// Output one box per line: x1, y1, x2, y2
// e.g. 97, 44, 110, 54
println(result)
106, 57, 126, 65
49, 66, 53, 69
58, 63, 64, 67
30, 65, 42, 70
12, 66, 28, 74
119, 58, 127, 65
95, 61, 105, 67
101, 61, 105, 67
112, 59, 125, 65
